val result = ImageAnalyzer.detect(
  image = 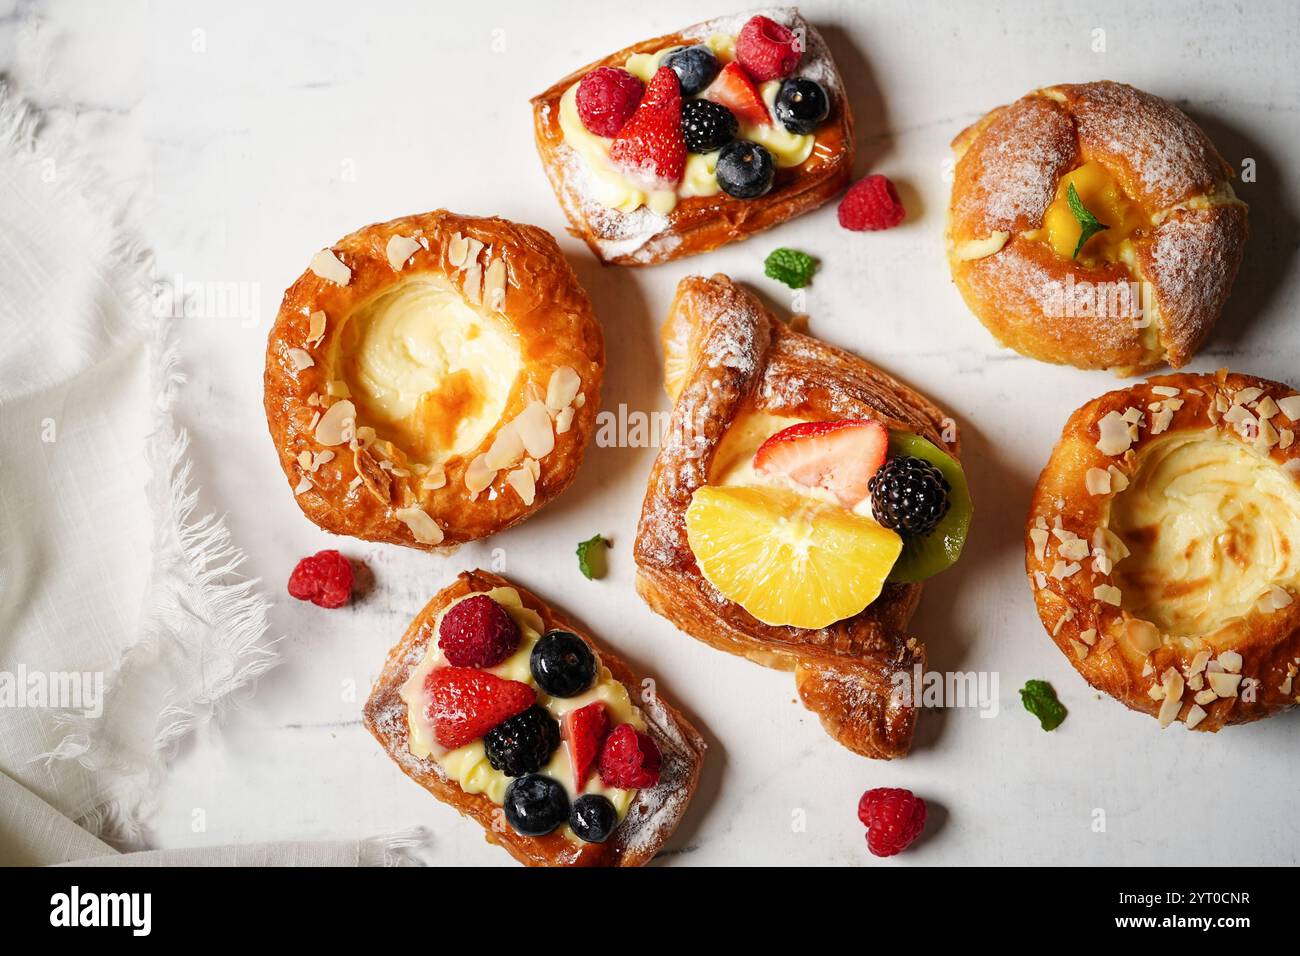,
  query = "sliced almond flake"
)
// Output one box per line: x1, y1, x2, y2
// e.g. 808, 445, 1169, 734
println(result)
1207, 671, 1241, 698
1280, 428, 1295, 450
1271, 585, 1294, 609
1085, 467, 1112, 495
1094, 583, 1122, 606
296, 450, 313, 471
1207, 403, 1220, 426
306, 310, 327, 347
313, 450, 335, 469
386, 234, 421, 271
447, 232, 469, 269
288, 348, 314, 371
1187, 673, 1204, 691
1215, 392, 1230, 413
485, 422, 525, 472
1218, 650, 1243, 673
1186, 388, 1203, 395
1188, 650, 1212, 676
1093, 526, 1131, 561
1050, 560, 1081, 579
555, 406, 576, 435
354, 446, 392, 504
1151, 385, 1180, 397
1148, 684, 1166, 701
1123, 618, 1161, 654
464, 237, 484, 268
326, 380, 351, 398
355, 425, 376, 447
483, 257, 507, 312
1096, 634, 1116, 654
1121, 406, 1143, 424
1150, 405, 1175, 435
465, 454, 496, 495
1277, 395, 1300, 420
308, 410, 321, 432
1223, 403, 1258, 437
574, 392, 586, 409
395, 506, 443, 545
1256, 416, 1279, 452
546, 366, 582, 412
1206, 659, 1224, 674
1256, 395, 1280, 419
1157, 670, 1185, 727
1029, 528, 1049, 562
1096, 410, 1133, 455
293, 476, 312, 495
1092, 548, 1114, 575
505, 465, 536, 506
307, 392, 321, 406
1142, 658, 1154, 676
314, 399, 357, 446
421, 463, 447, 491
1080, 628, 1097, 646
513, 400, 555, 459
1070, 639, 1089, 660
1034, 515, 1048, 530
309, 248, 351, 285
1235, 386, 1264, 405
347, 475, 363, 492
1033, 570, 1047, 589
1058, 538, 1090, 561
1051, 527, 1078, 544
1107, 465, 1130, 492
462, 262, 483, 305
1194, 688, 1218, 705
1185, 704, 1208, 730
